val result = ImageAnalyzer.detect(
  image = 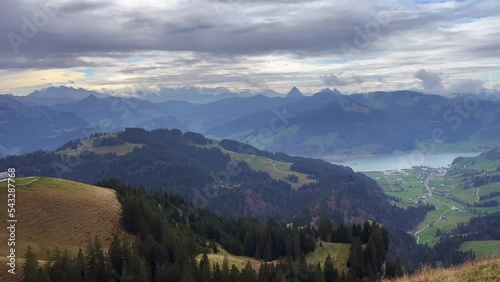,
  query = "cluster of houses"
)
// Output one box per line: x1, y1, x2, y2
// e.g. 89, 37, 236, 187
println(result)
418, 193, 431, 199
432, 188, 453, 198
